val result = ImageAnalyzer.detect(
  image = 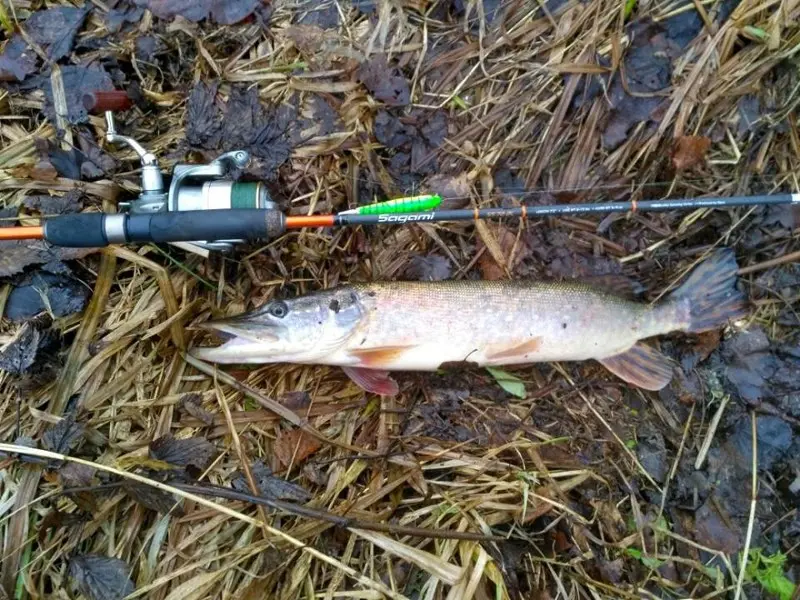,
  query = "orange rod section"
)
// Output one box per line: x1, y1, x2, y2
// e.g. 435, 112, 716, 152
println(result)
285, 215, 335, 228
0, 226, 44, 240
